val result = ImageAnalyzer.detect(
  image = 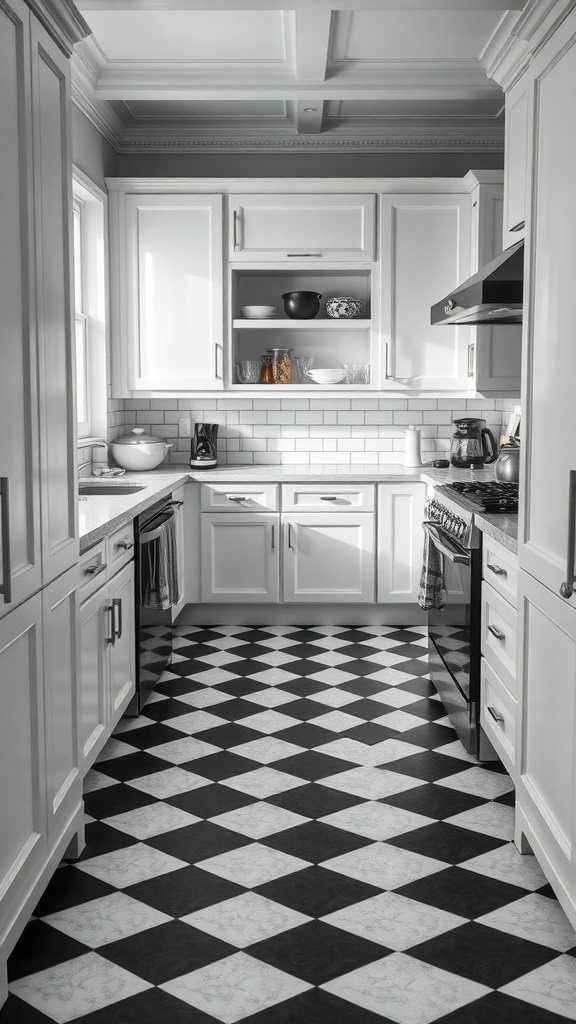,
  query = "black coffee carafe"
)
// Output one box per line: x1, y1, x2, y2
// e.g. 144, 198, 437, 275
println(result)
449, 418, 498, 468
190, 423, 218, 469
